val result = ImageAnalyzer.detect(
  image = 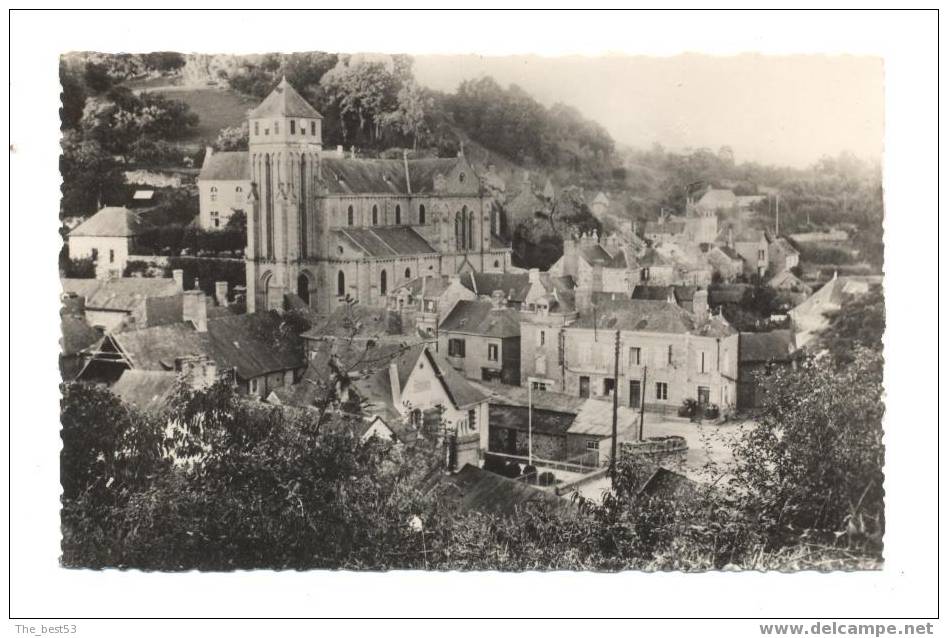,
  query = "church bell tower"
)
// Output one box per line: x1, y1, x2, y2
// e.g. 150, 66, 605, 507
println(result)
245, 77, 323, 313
